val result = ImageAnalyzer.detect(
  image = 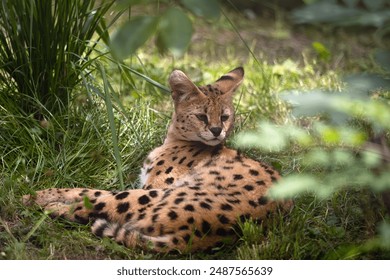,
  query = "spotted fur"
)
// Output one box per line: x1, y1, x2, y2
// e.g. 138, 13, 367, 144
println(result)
23, 67, 292, 253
